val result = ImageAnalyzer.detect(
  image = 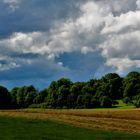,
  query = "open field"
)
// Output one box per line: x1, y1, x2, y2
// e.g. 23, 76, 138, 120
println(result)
0, 116, 140, 140
0, 108, 140, 134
